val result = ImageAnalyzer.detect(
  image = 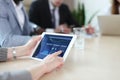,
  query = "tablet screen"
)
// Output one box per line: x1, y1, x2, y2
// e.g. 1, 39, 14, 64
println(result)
32, 34, 73, 59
